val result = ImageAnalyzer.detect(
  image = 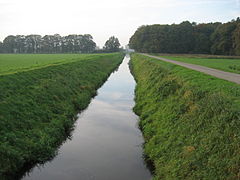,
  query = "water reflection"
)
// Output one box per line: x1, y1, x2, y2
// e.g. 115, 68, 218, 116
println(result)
23, 55, 152, 180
